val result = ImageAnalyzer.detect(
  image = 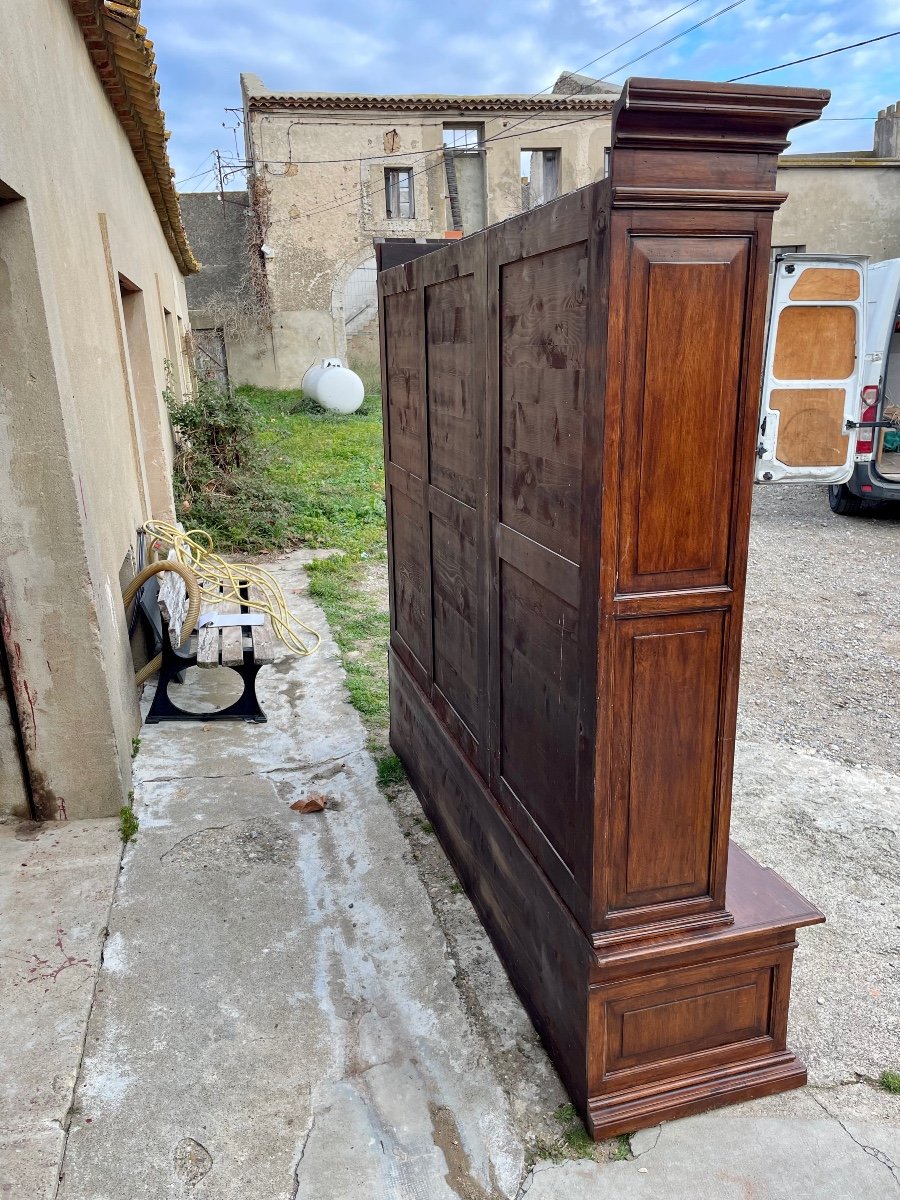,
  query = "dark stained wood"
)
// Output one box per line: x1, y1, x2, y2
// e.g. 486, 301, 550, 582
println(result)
378, 76, 828, 1140
617, 237, 748, 593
